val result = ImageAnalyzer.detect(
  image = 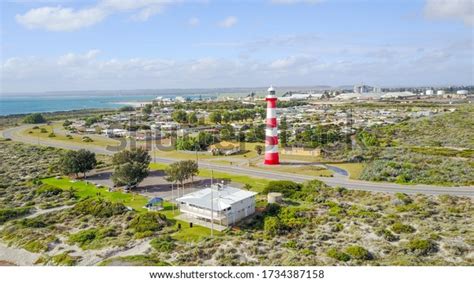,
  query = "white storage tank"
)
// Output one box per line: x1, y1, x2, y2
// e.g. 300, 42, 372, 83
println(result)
267, 192, 283, 204
425, 89, 434, 95
437, 90, 445, 95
